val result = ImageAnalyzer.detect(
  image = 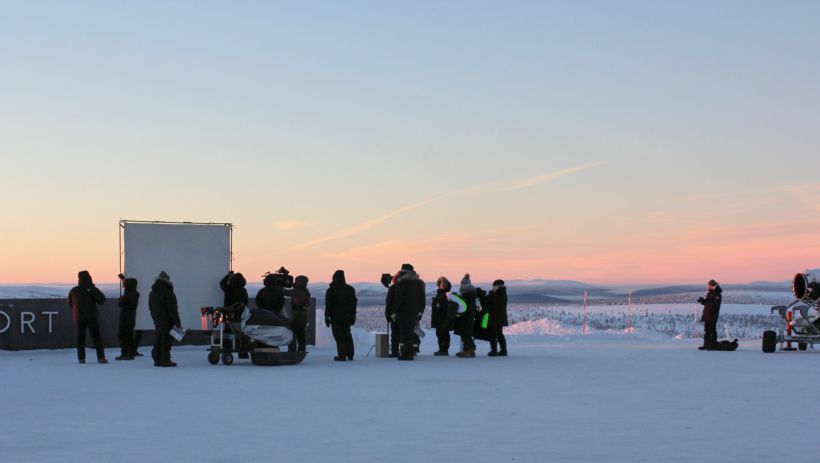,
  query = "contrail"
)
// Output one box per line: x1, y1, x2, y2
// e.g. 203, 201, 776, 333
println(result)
500, 162, 605, 191
284, 162, 603, 252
